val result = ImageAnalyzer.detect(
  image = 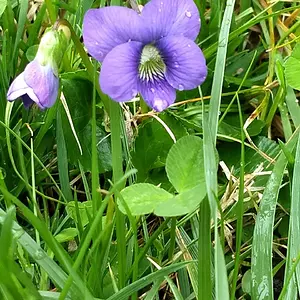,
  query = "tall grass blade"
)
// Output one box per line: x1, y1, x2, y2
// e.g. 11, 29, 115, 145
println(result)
251, 131, 299, 299
284, 132, 300, 297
